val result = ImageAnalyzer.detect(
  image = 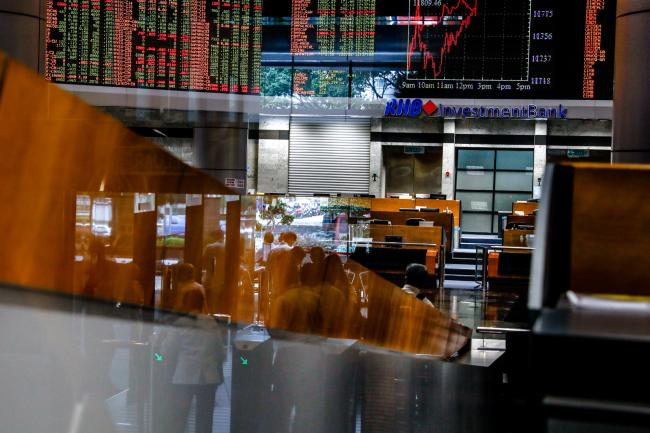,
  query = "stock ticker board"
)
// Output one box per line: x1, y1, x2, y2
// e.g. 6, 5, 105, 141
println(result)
399, 0, 616, 99
45, 0, 263, 94
45, 0, 616, 100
